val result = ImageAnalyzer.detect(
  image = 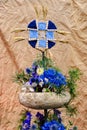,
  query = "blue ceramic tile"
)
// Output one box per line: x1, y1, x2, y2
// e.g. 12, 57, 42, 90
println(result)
38, 22, 46, 30
46, 31, 54, 39
29, 40, 37, 48
29, 30, 38, 39
48, 20, 57, 29
38, 40, 46, 48
27, 20, 37, 29
48, 40, 55, 49
28, 20, 57, 49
